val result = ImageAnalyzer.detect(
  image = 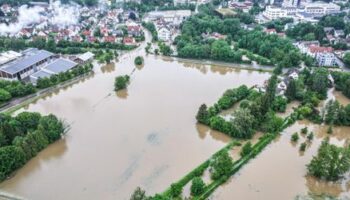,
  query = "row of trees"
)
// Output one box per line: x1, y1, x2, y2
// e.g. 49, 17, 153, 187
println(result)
0, 37, 136, 55
36, 64, 93, 89
323, 100, 350, 126
0, 80, 35, 105
0, 0, 98, 6
332, 71, 350, 98
0, 112, 65, 181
